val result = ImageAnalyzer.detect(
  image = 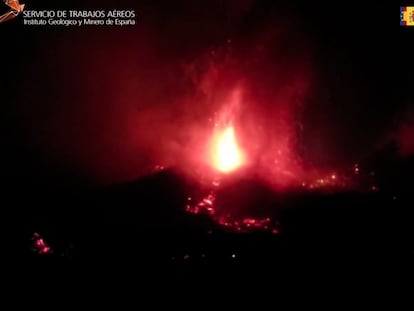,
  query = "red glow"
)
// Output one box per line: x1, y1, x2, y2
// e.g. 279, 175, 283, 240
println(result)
186, 189, 279, 234
32, 232, 52, 255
